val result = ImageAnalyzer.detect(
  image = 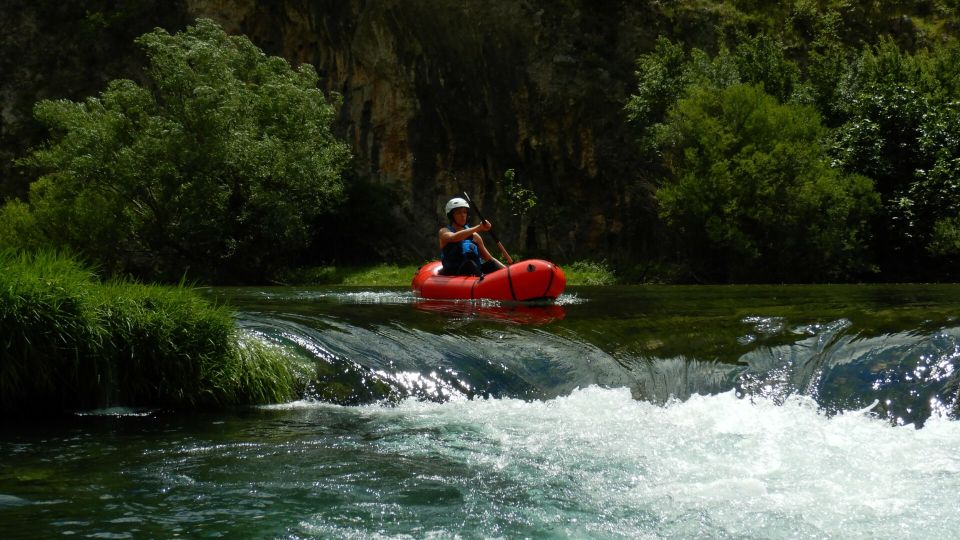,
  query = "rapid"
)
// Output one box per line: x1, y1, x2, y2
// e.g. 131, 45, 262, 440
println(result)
2, 284, 959, 538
